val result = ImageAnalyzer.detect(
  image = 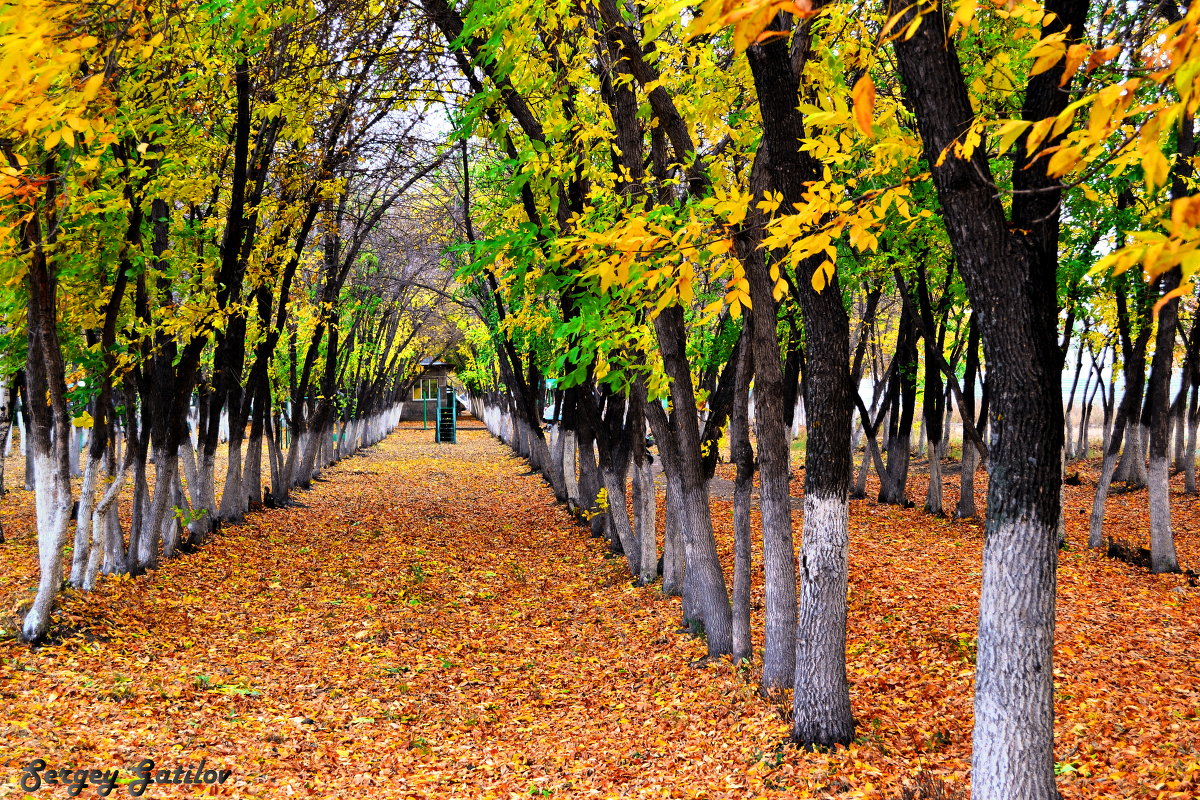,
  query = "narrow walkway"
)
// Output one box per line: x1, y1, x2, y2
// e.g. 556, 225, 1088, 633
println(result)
0, 427, 785, 799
